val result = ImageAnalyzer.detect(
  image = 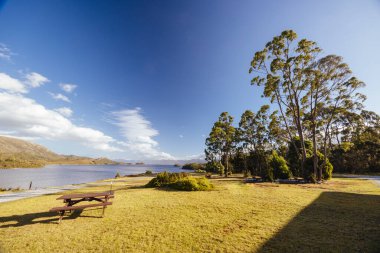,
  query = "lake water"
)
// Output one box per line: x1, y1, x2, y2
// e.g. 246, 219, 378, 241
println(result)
0, 164, 184, 189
